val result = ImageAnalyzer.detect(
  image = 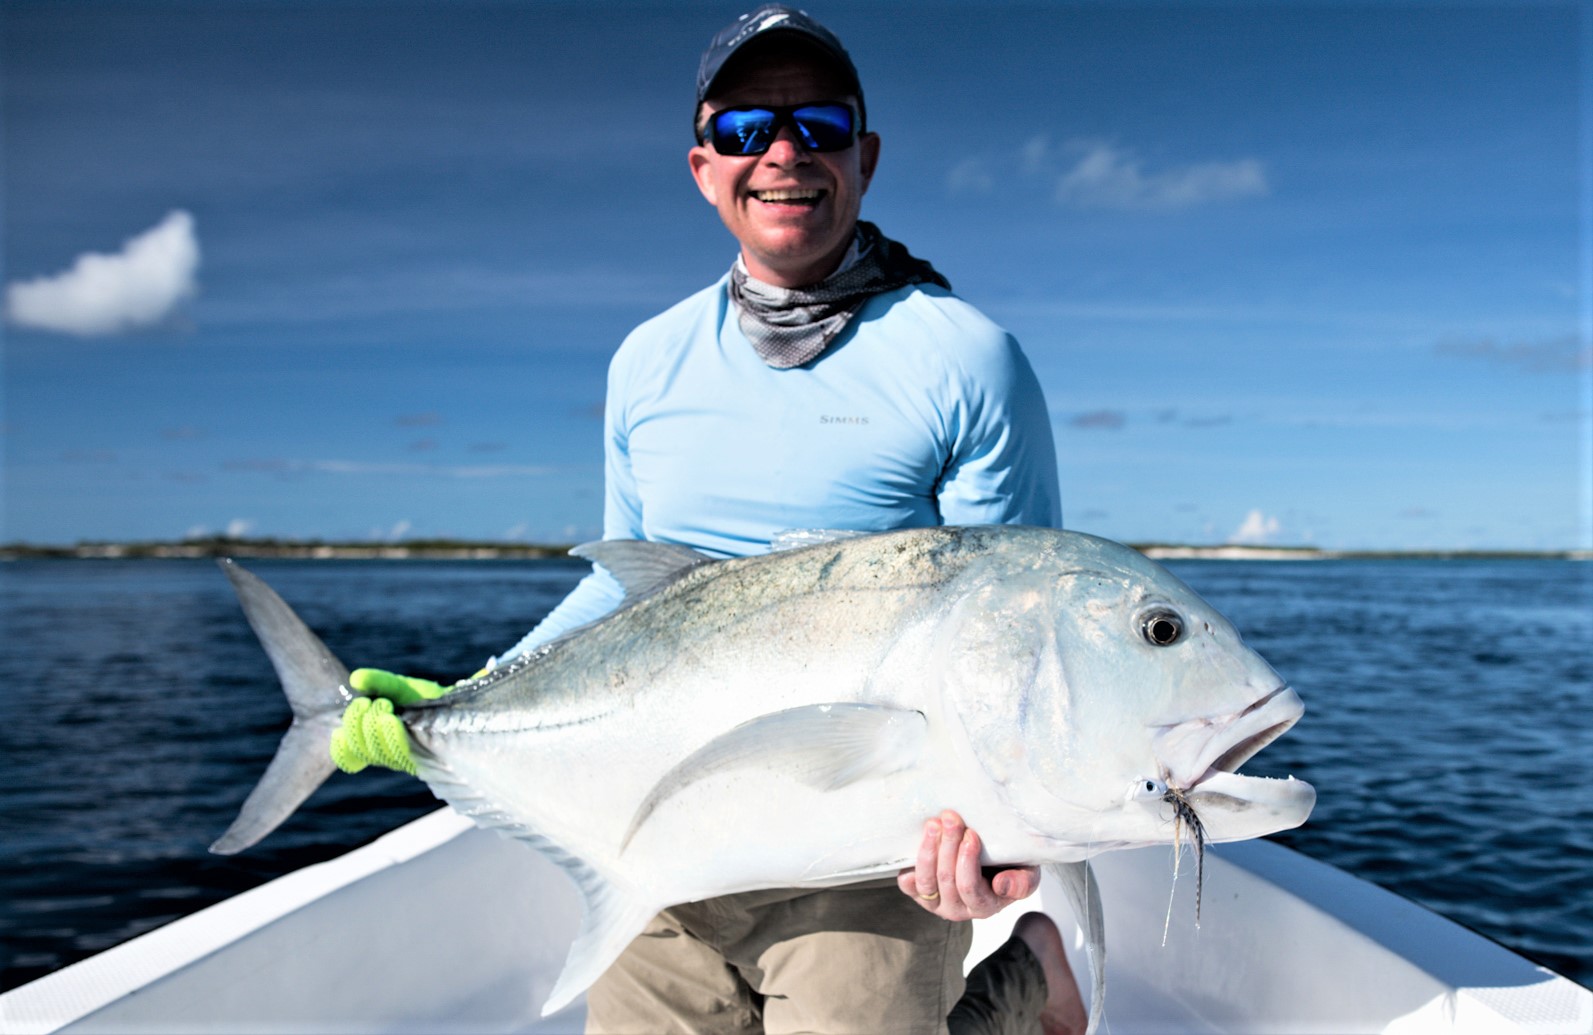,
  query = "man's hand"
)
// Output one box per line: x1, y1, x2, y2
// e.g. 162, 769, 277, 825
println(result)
328, 668, 457, 776
897, 810, 1040, 921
